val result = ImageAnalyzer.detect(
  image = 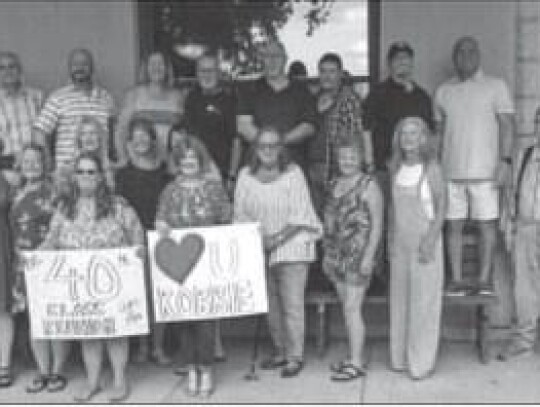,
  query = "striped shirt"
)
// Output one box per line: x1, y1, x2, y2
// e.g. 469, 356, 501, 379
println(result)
0, 87, 43, 156
33, 84, 115, 168
233, 164, 322, 266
